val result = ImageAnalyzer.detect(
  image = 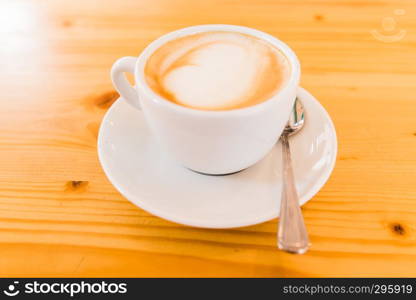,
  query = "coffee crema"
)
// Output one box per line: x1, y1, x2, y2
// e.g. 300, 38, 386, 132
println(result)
144, 31, 290, 111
